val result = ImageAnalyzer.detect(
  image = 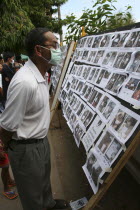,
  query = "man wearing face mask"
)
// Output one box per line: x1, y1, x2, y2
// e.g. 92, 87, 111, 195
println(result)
2, 52, 15, 107
0, 28, 69, 210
